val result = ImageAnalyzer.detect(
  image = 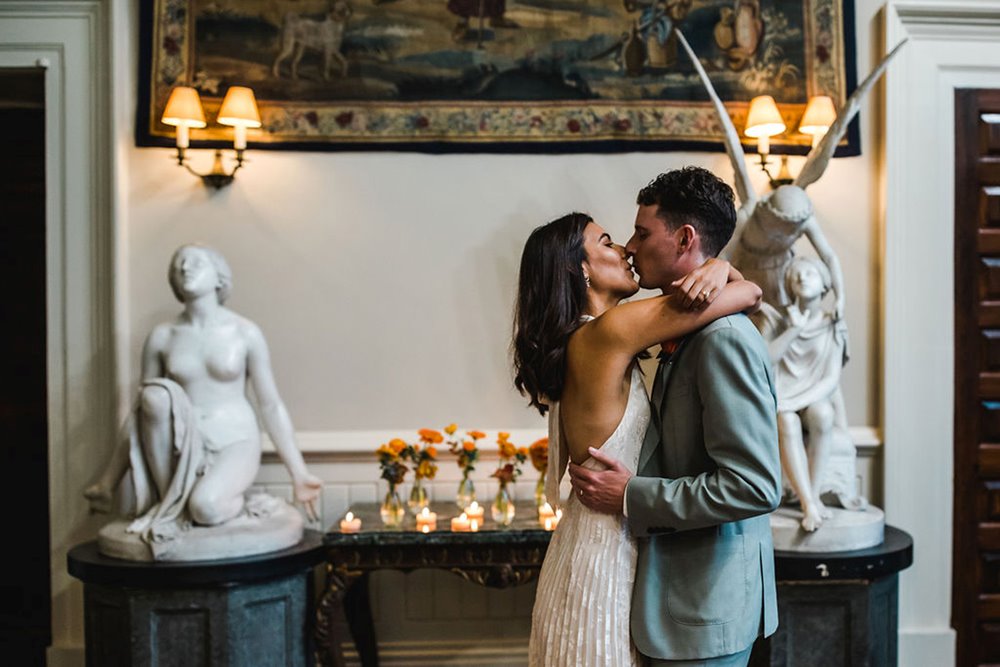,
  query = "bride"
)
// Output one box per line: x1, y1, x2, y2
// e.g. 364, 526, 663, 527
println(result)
512, 212, 760, 666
